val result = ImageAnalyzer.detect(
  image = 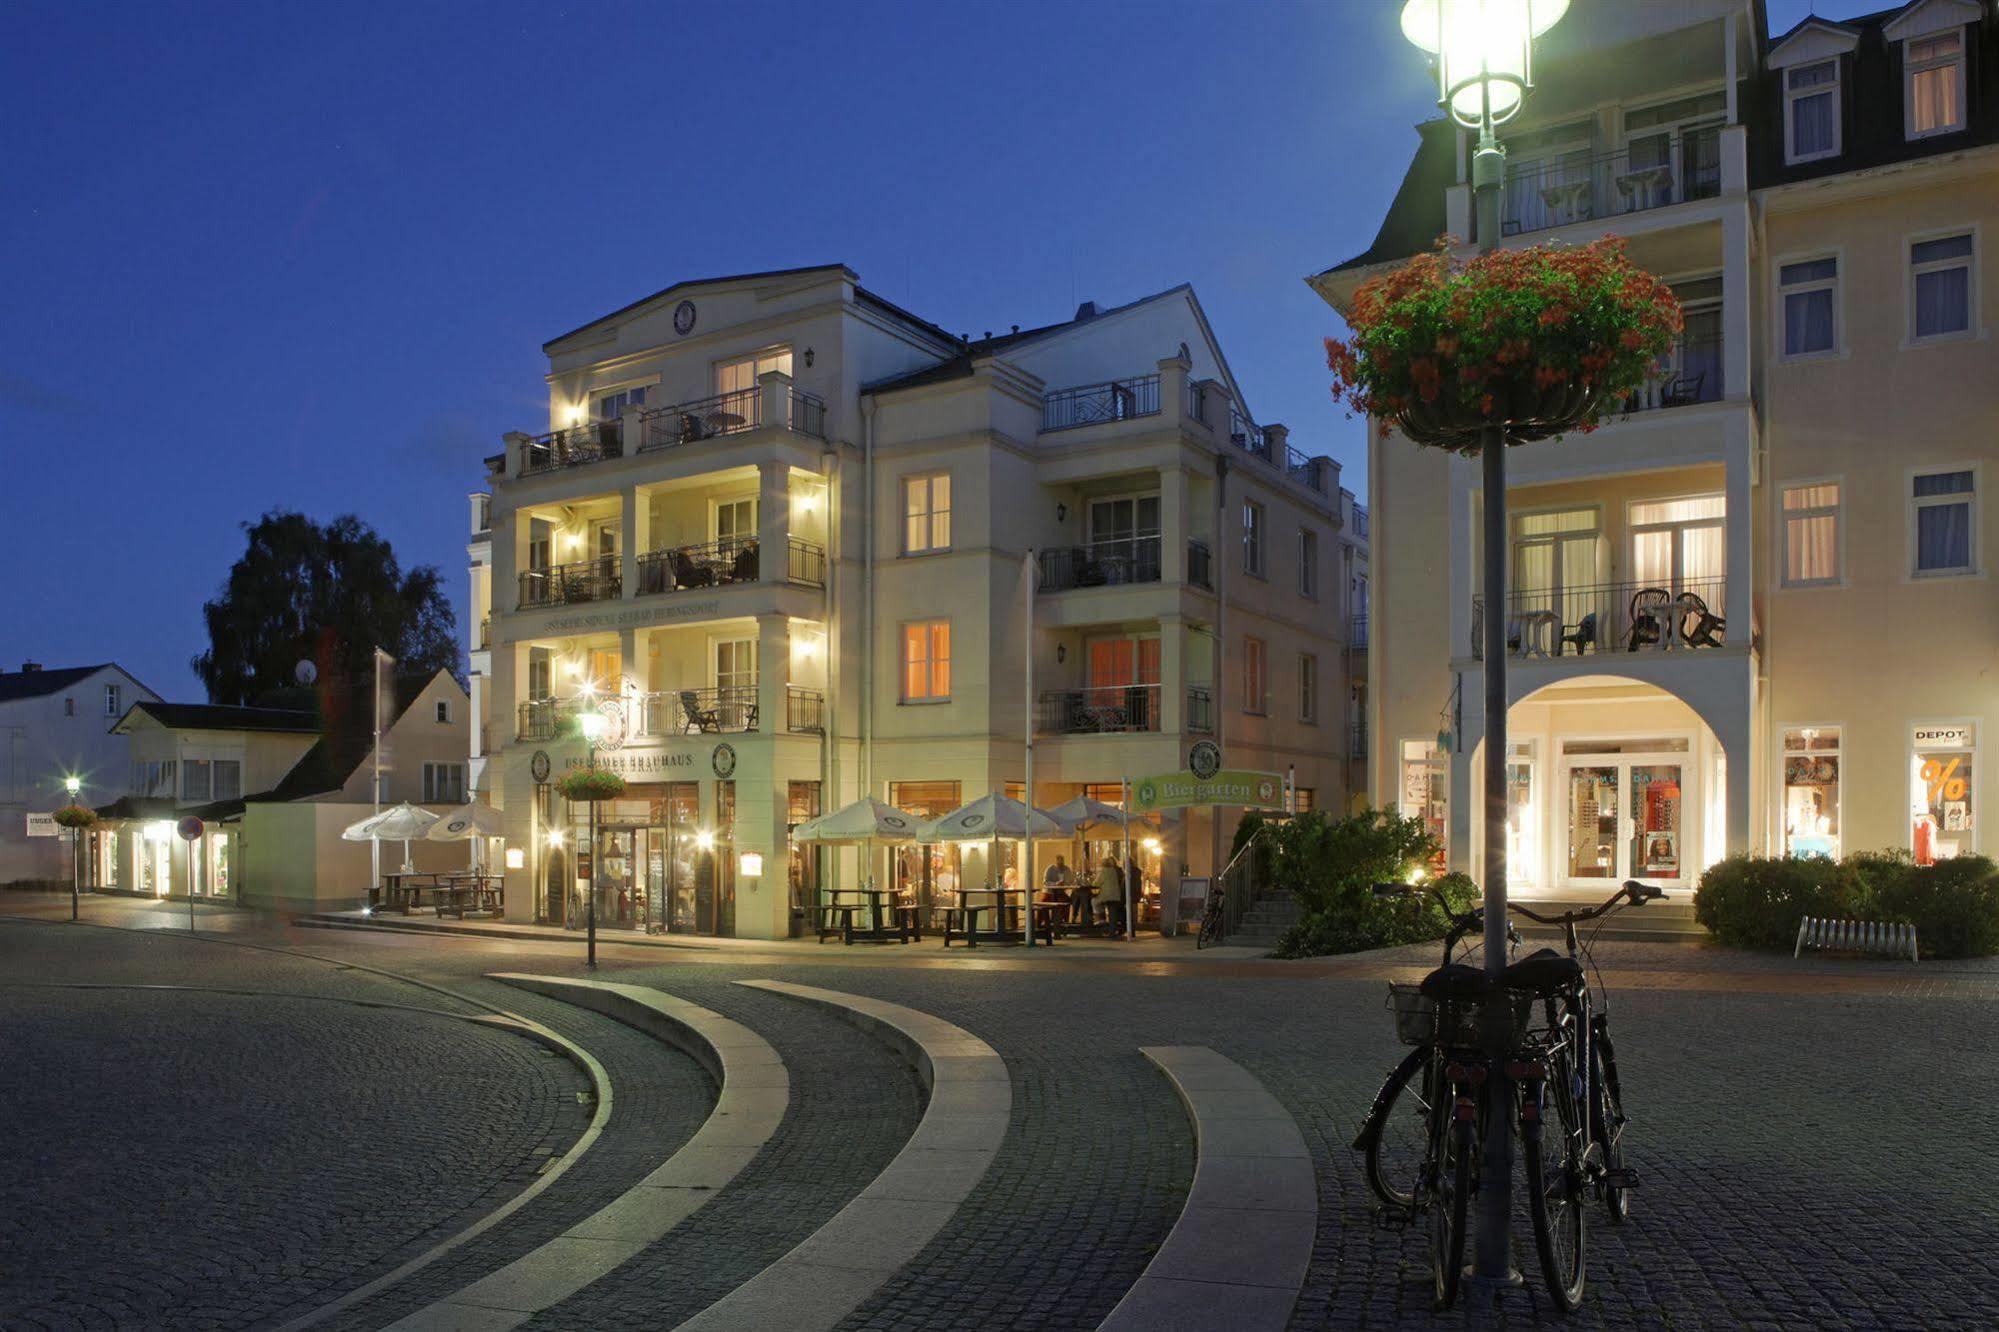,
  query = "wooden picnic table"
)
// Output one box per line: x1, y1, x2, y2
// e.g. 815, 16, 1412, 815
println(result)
943, 887, 1056, 948
817, 887, 917, 945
